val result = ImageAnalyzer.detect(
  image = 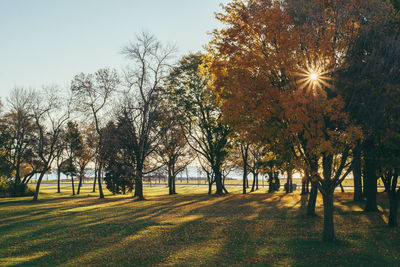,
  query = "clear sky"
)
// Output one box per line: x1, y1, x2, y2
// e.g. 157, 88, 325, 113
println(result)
0, 0, 229, 100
